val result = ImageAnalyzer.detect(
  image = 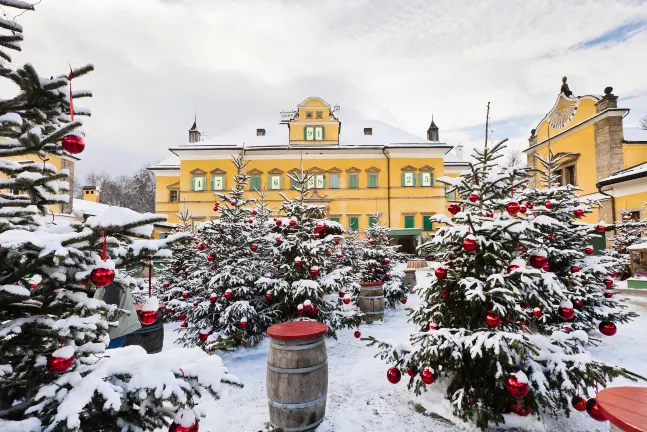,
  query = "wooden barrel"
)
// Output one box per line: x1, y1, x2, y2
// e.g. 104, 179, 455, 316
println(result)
403, 269, 417, 292
407, 258, 427, 269
267, 322, 328, 431
125, 305, 164, 354
358, 282, 385, 322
